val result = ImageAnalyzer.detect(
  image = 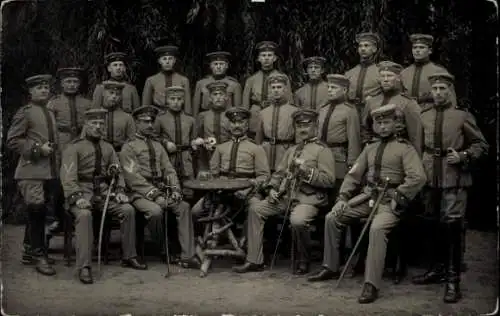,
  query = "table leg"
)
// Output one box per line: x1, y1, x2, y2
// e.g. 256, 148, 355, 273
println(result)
200, 204, 223, 277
